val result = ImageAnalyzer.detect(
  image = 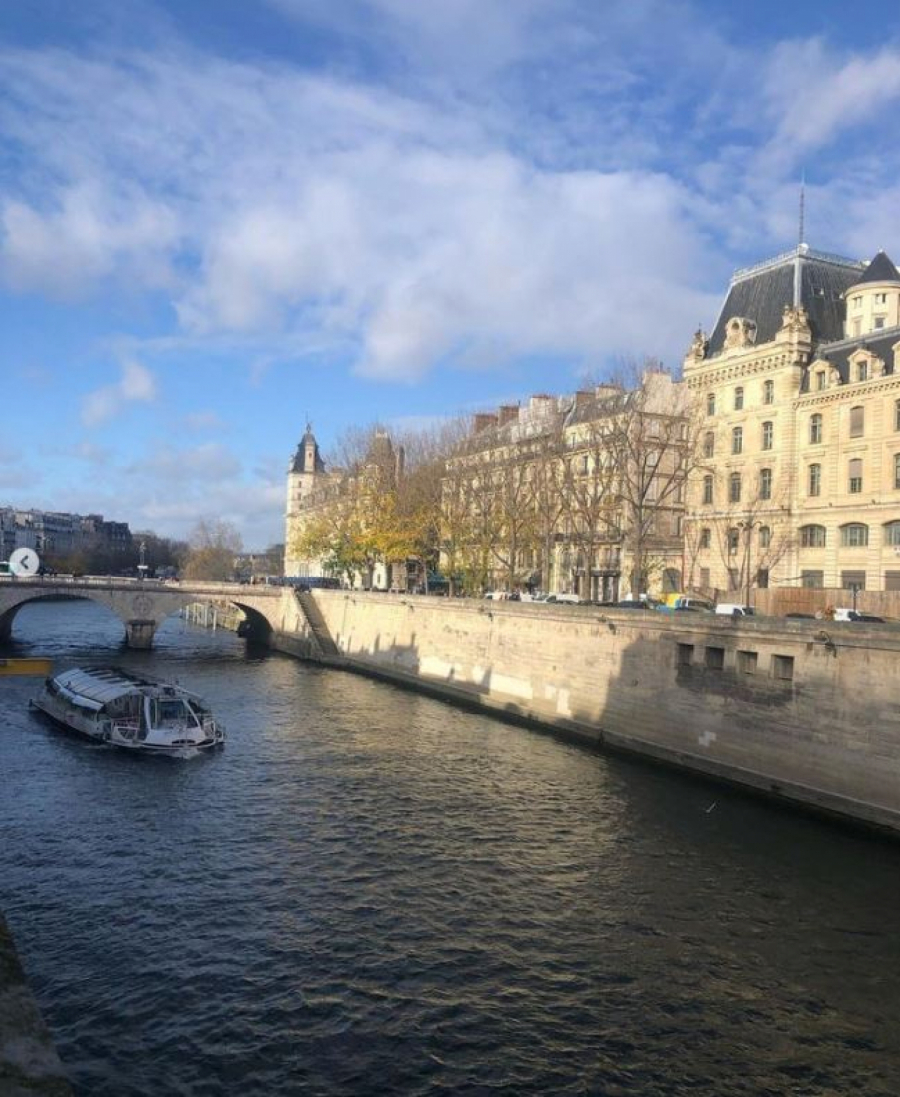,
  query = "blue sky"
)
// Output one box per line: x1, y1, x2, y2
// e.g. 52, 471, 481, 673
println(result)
2, 0, 899, 547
